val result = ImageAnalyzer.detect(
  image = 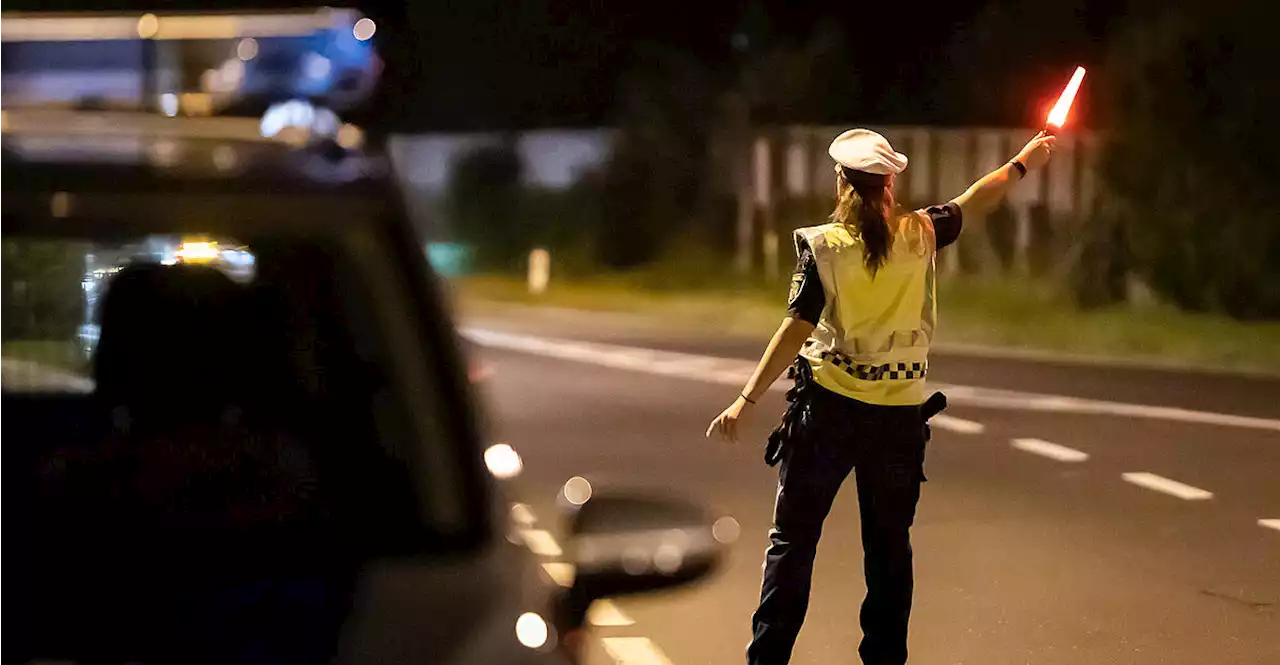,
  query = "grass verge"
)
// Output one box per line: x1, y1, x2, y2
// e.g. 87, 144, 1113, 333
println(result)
453, 274, 1280, 376
1, 340, 88, 374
